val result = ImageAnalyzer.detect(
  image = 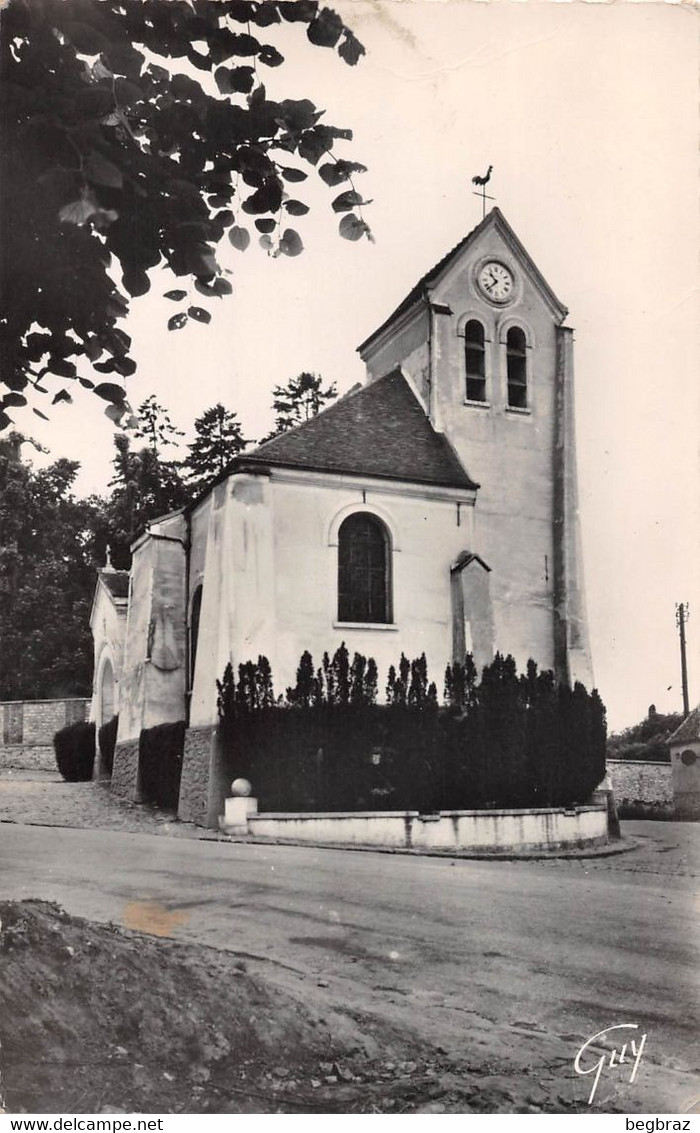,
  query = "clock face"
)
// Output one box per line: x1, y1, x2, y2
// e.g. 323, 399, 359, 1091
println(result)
478, 261, 514, 303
